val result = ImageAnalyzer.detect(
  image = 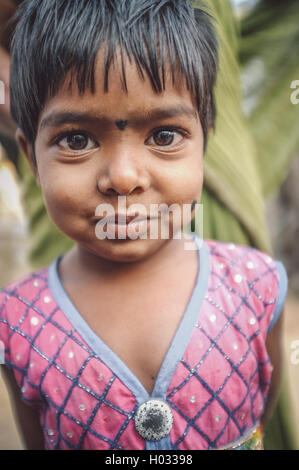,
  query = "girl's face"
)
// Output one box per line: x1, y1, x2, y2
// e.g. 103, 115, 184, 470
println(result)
18, 56, 205, 263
